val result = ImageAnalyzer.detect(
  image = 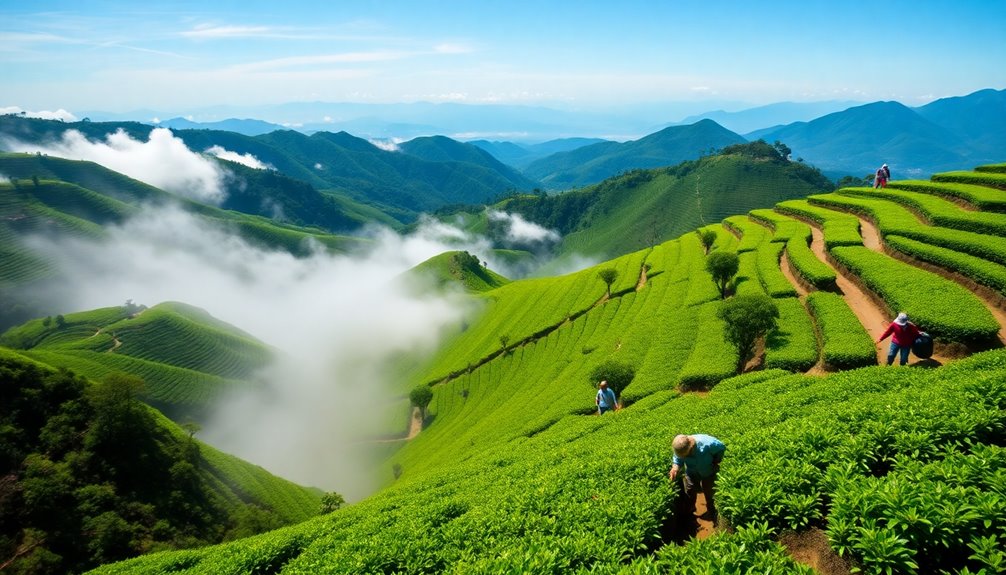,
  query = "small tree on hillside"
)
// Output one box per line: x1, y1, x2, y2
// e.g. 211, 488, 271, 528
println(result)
706, 251, 739, 299
717, 294, 779, 371
598, 268, 618, 297
698, 229, 717, 254
409, 384, 434, 423
320, 492, 346, 514
588, 359, 635, 399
